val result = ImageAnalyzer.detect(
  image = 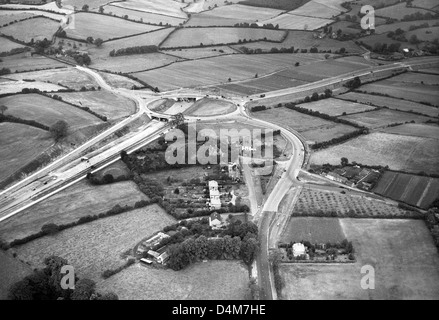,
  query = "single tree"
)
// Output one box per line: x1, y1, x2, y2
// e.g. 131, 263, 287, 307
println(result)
0, 105, 7, 115
50, 120, 69, 141
94, 38, 103, 47
82, 4, 89, 11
